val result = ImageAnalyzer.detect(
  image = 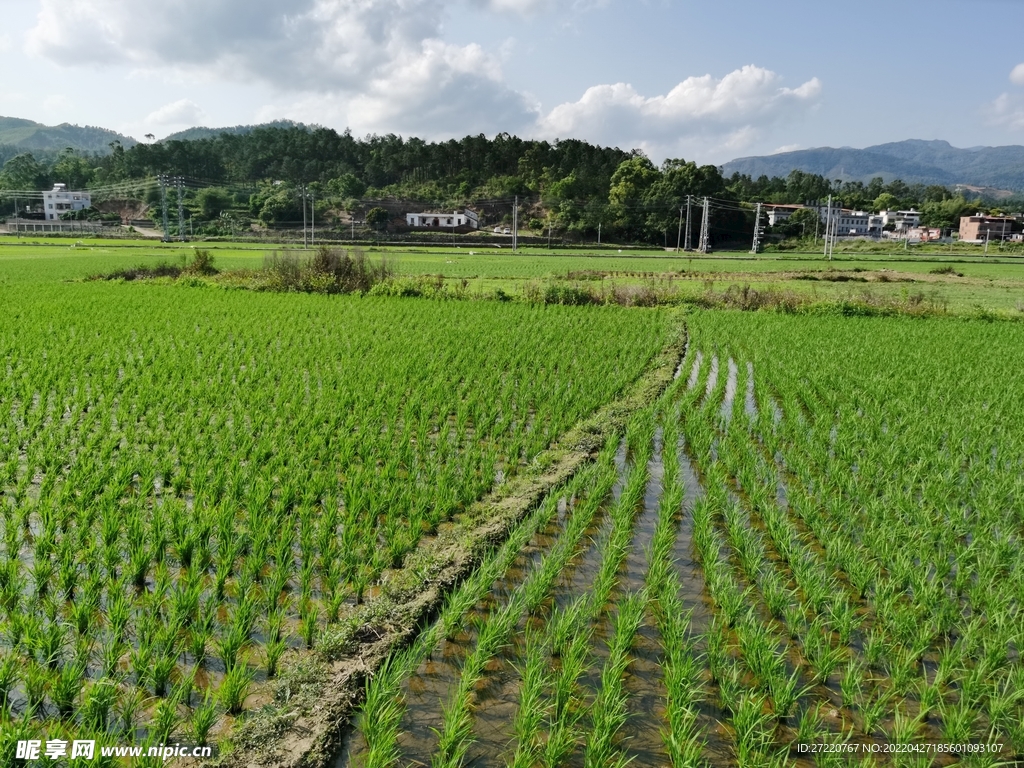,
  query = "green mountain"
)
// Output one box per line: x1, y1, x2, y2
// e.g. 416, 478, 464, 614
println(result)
0, 116, 137, 154
161, 120, 310, 142
721, 139, 1024, 191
